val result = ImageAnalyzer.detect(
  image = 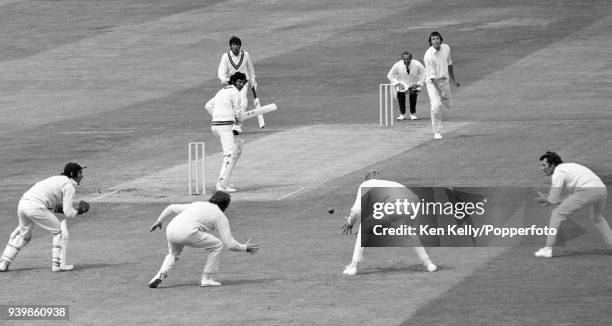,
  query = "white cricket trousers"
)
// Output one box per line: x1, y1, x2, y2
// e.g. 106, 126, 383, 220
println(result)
17, 199, 62, 236
211, 124, 235, 184
350, 225, 431, 265
426, 80, 451, 134
165, 223, 223, 274
546, 187, 612, 247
